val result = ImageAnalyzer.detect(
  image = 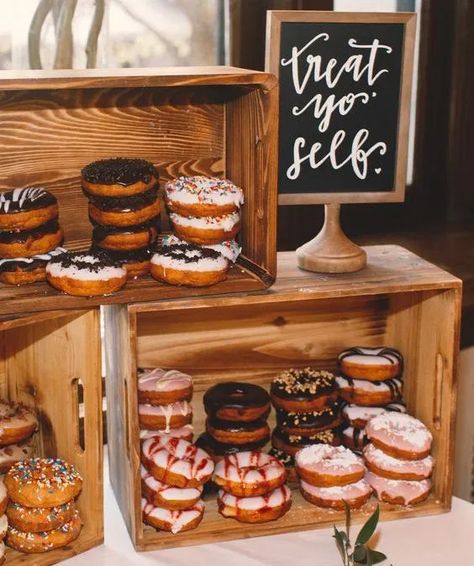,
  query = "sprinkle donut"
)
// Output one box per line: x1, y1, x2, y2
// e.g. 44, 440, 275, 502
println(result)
0, 247, 66, 286
342, 403, 406, 429
218, 484, 291, 523
138, 368, 193, 405
6, 500, 76, 533
366, 471, 431, 506
336, 375, 403, 406
151, 243, 229, 287
0, 482, 7, 516
142, 497, 204, 534
90, 245, 151, 279
204, 382, 270, 423
162, 233, 242, 263
213, 451, 286, 497
300, 478, 372, 510
295, 445, 365, 487
140, 425, 194, 443
271, 427, 340, 457
206, 417, 270, 446
141, 437, 214, 488
92, 217, 159, 251
141, 465, 202, 510
0, 401, 38, 446
0, 188, 58, 231
0, 438, 35, 473
0, 219, 63, 259
338, 347, 403, 381
138, 400, 192, 432
363, 443, 434, 481
169, 212, 241, 245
